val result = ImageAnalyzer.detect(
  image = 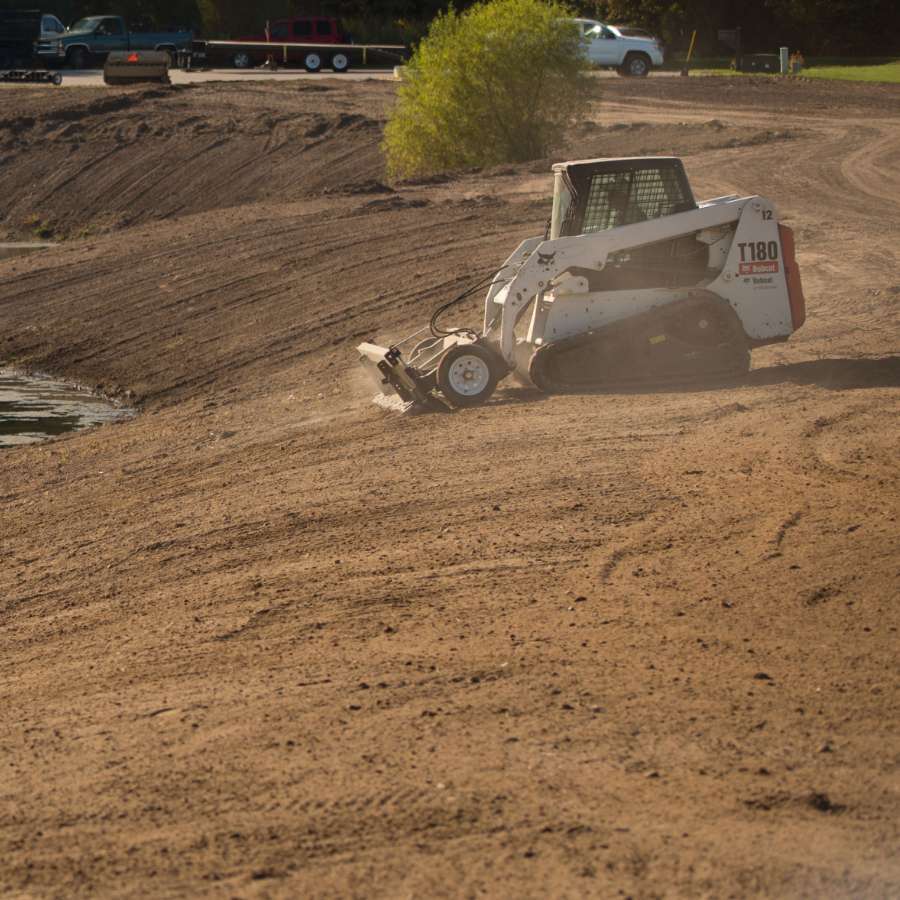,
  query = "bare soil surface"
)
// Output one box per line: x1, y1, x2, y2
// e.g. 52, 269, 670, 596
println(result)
1, 76, 898, 898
